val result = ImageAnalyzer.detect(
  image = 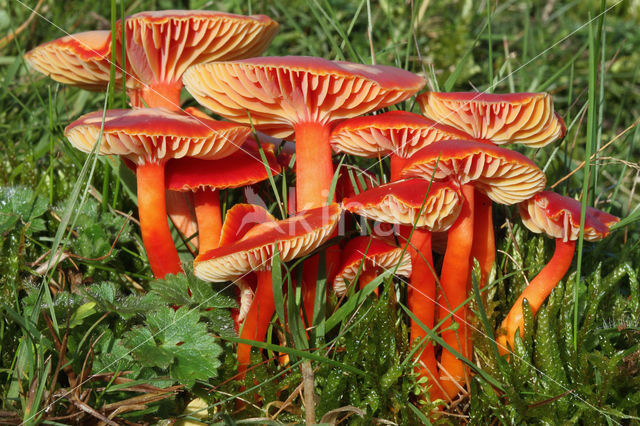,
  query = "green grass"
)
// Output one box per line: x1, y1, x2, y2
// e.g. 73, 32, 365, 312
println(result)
1, 0, 639, 424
